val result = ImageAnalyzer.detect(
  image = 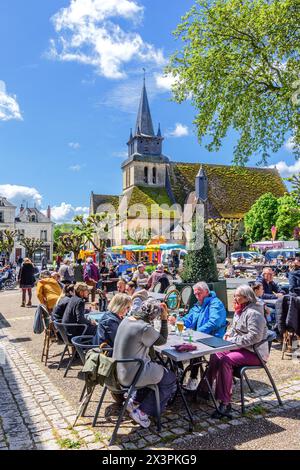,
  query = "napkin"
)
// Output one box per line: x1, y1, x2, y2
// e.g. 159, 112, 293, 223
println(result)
172, 343, 197, 352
